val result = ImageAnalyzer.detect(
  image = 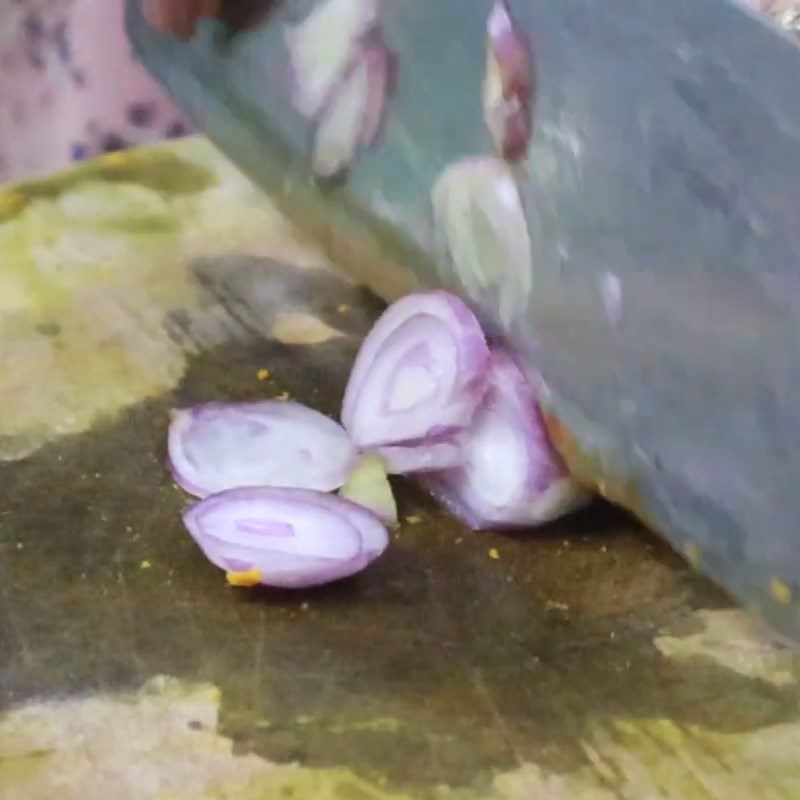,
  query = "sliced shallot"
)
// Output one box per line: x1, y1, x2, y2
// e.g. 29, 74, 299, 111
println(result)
339, 453, 398, 526
426, 351, 590, 529
183, 486, 389, 588
168, 400, 356, 498
285, 0, 379, 118
483, 0, 533, 161
432, 157, 533, 327
341, 291, 491, 469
